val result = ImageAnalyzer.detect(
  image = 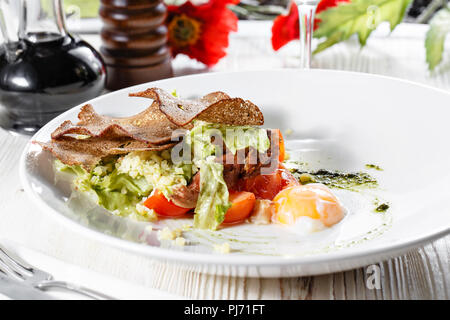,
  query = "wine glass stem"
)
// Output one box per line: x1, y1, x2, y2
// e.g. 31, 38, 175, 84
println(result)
298, 3, 318, 69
